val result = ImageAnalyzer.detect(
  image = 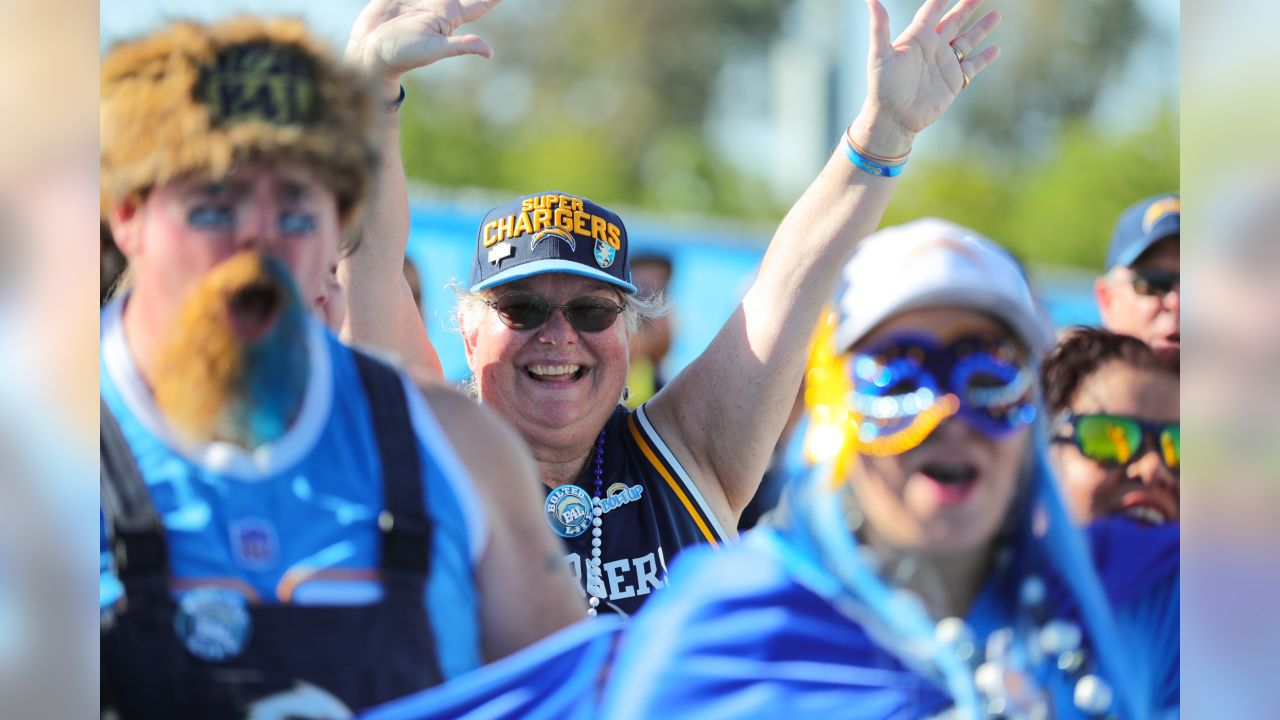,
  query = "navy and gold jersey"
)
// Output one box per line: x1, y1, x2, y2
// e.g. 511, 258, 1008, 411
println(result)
548, 404, 731, 617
